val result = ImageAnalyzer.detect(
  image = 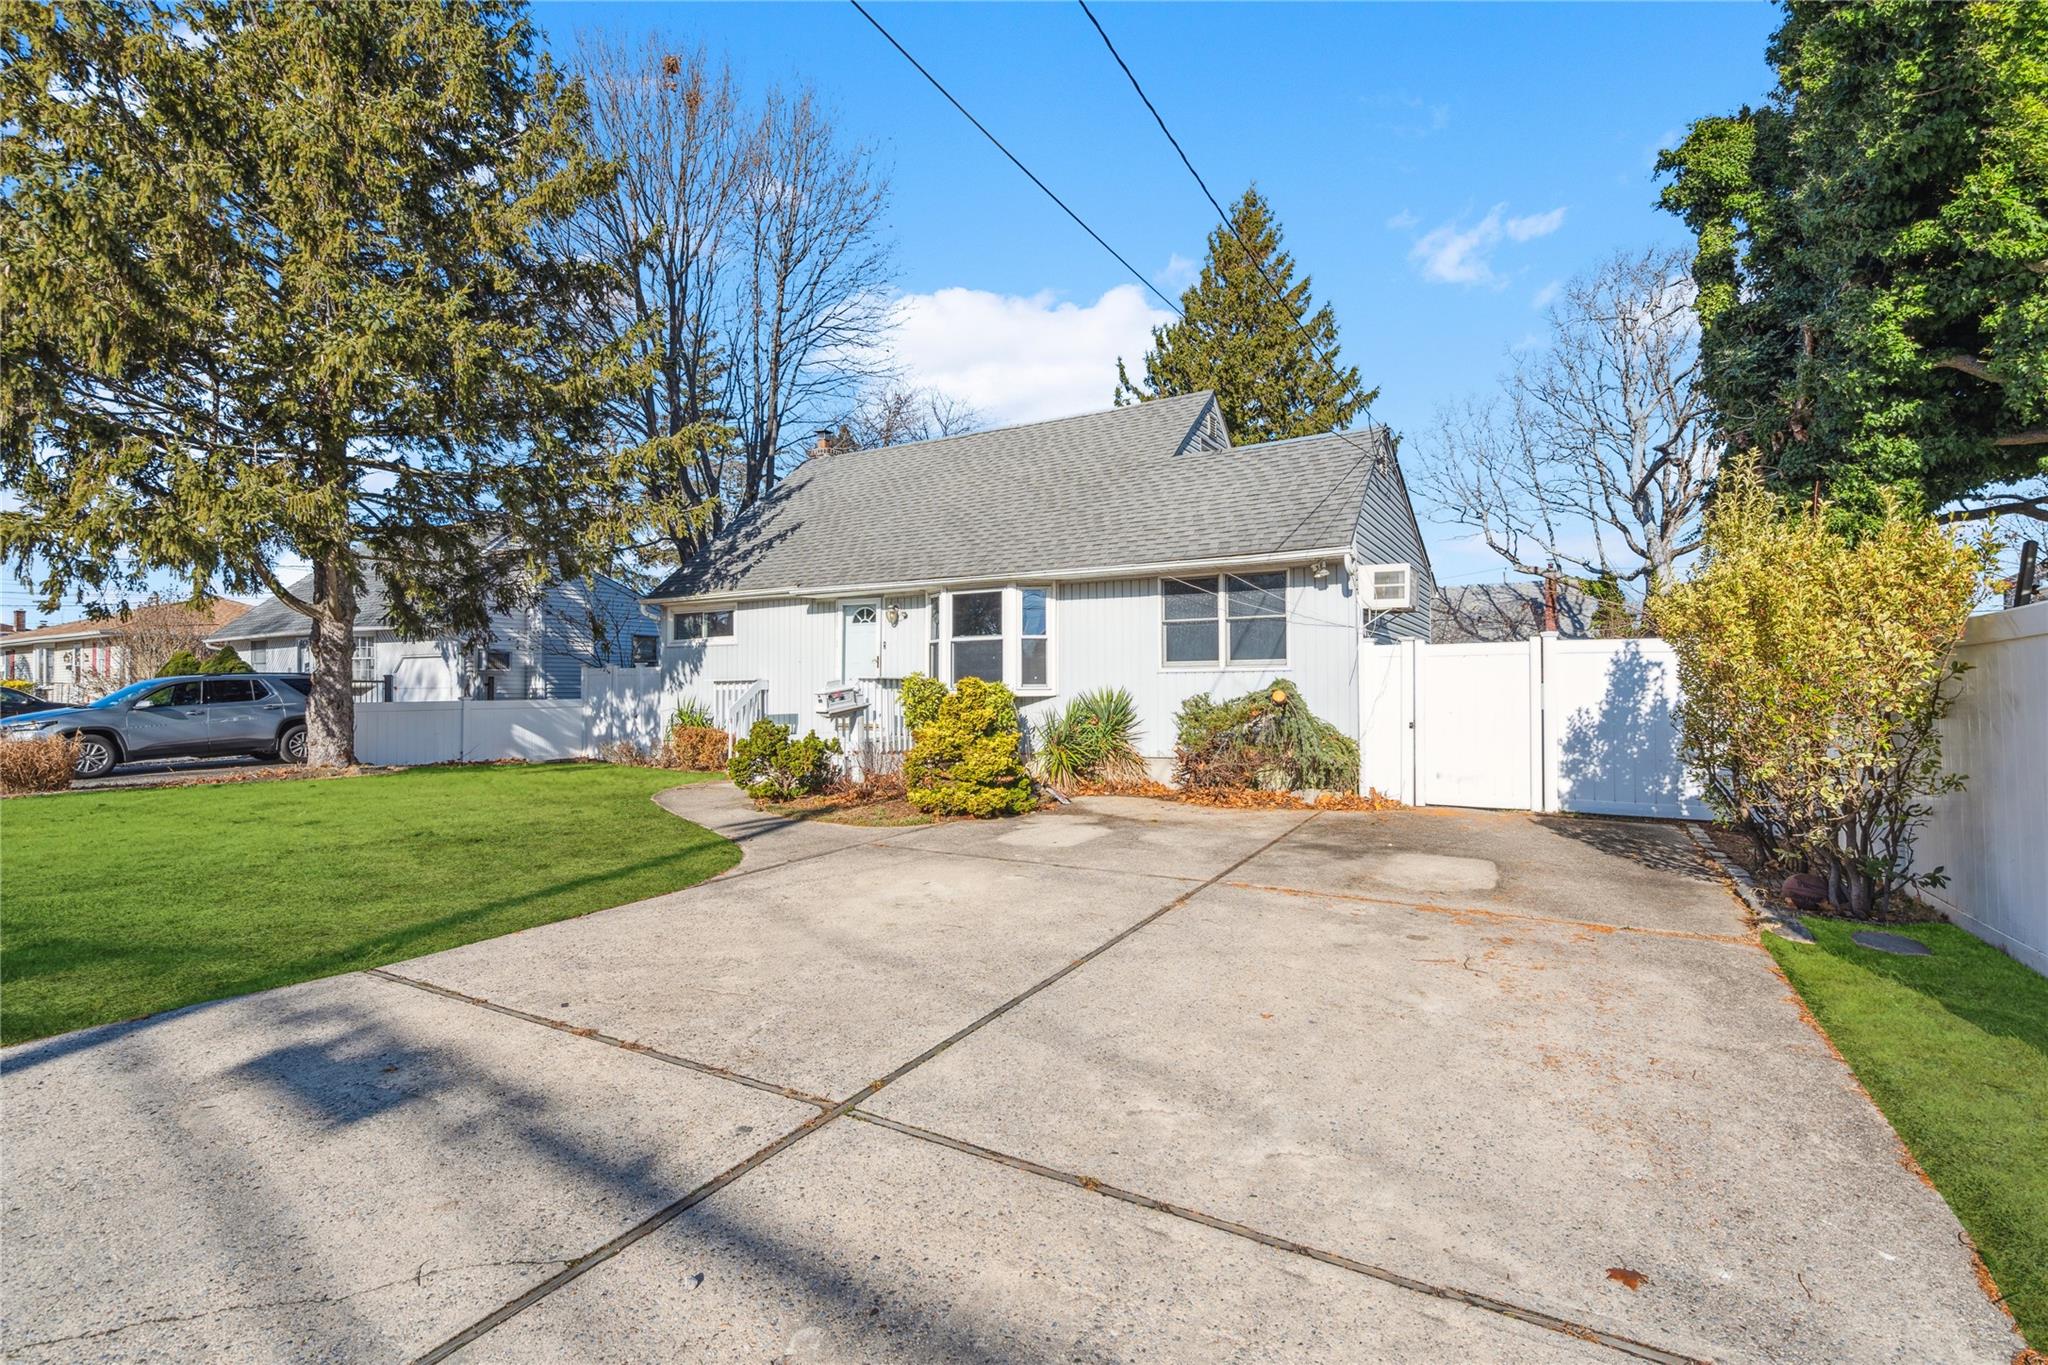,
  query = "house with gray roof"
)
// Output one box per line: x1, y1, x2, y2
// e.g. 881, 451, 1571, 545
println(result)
643, 392, 1434, 767
213, 566, 657, 702
1431, 582, 1599, 644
